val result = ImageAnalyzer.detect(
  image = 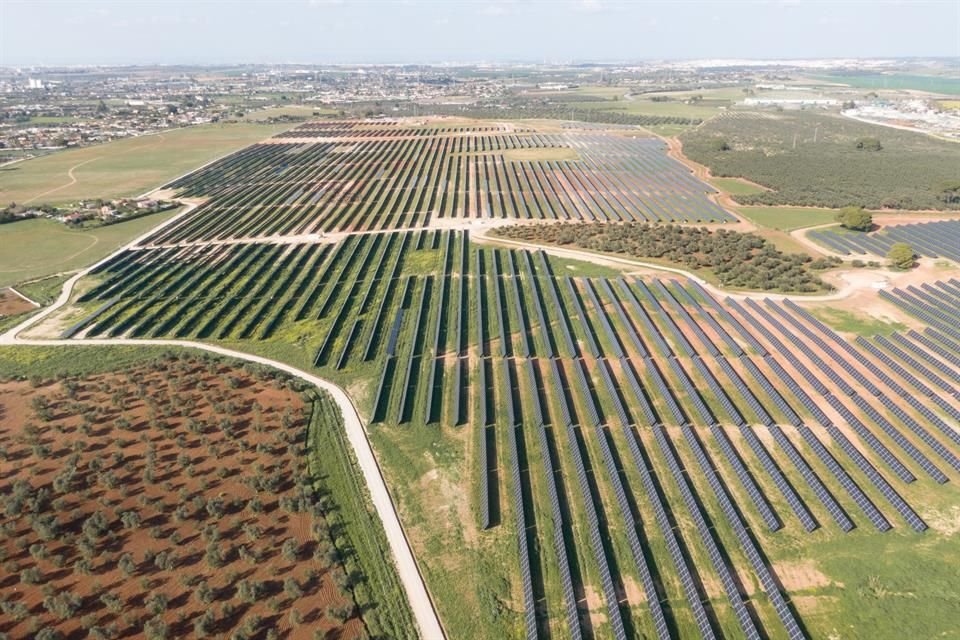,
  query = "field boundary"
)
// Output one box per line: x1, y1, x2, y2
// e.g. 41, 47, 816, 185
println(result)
6, 286, 40, 307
